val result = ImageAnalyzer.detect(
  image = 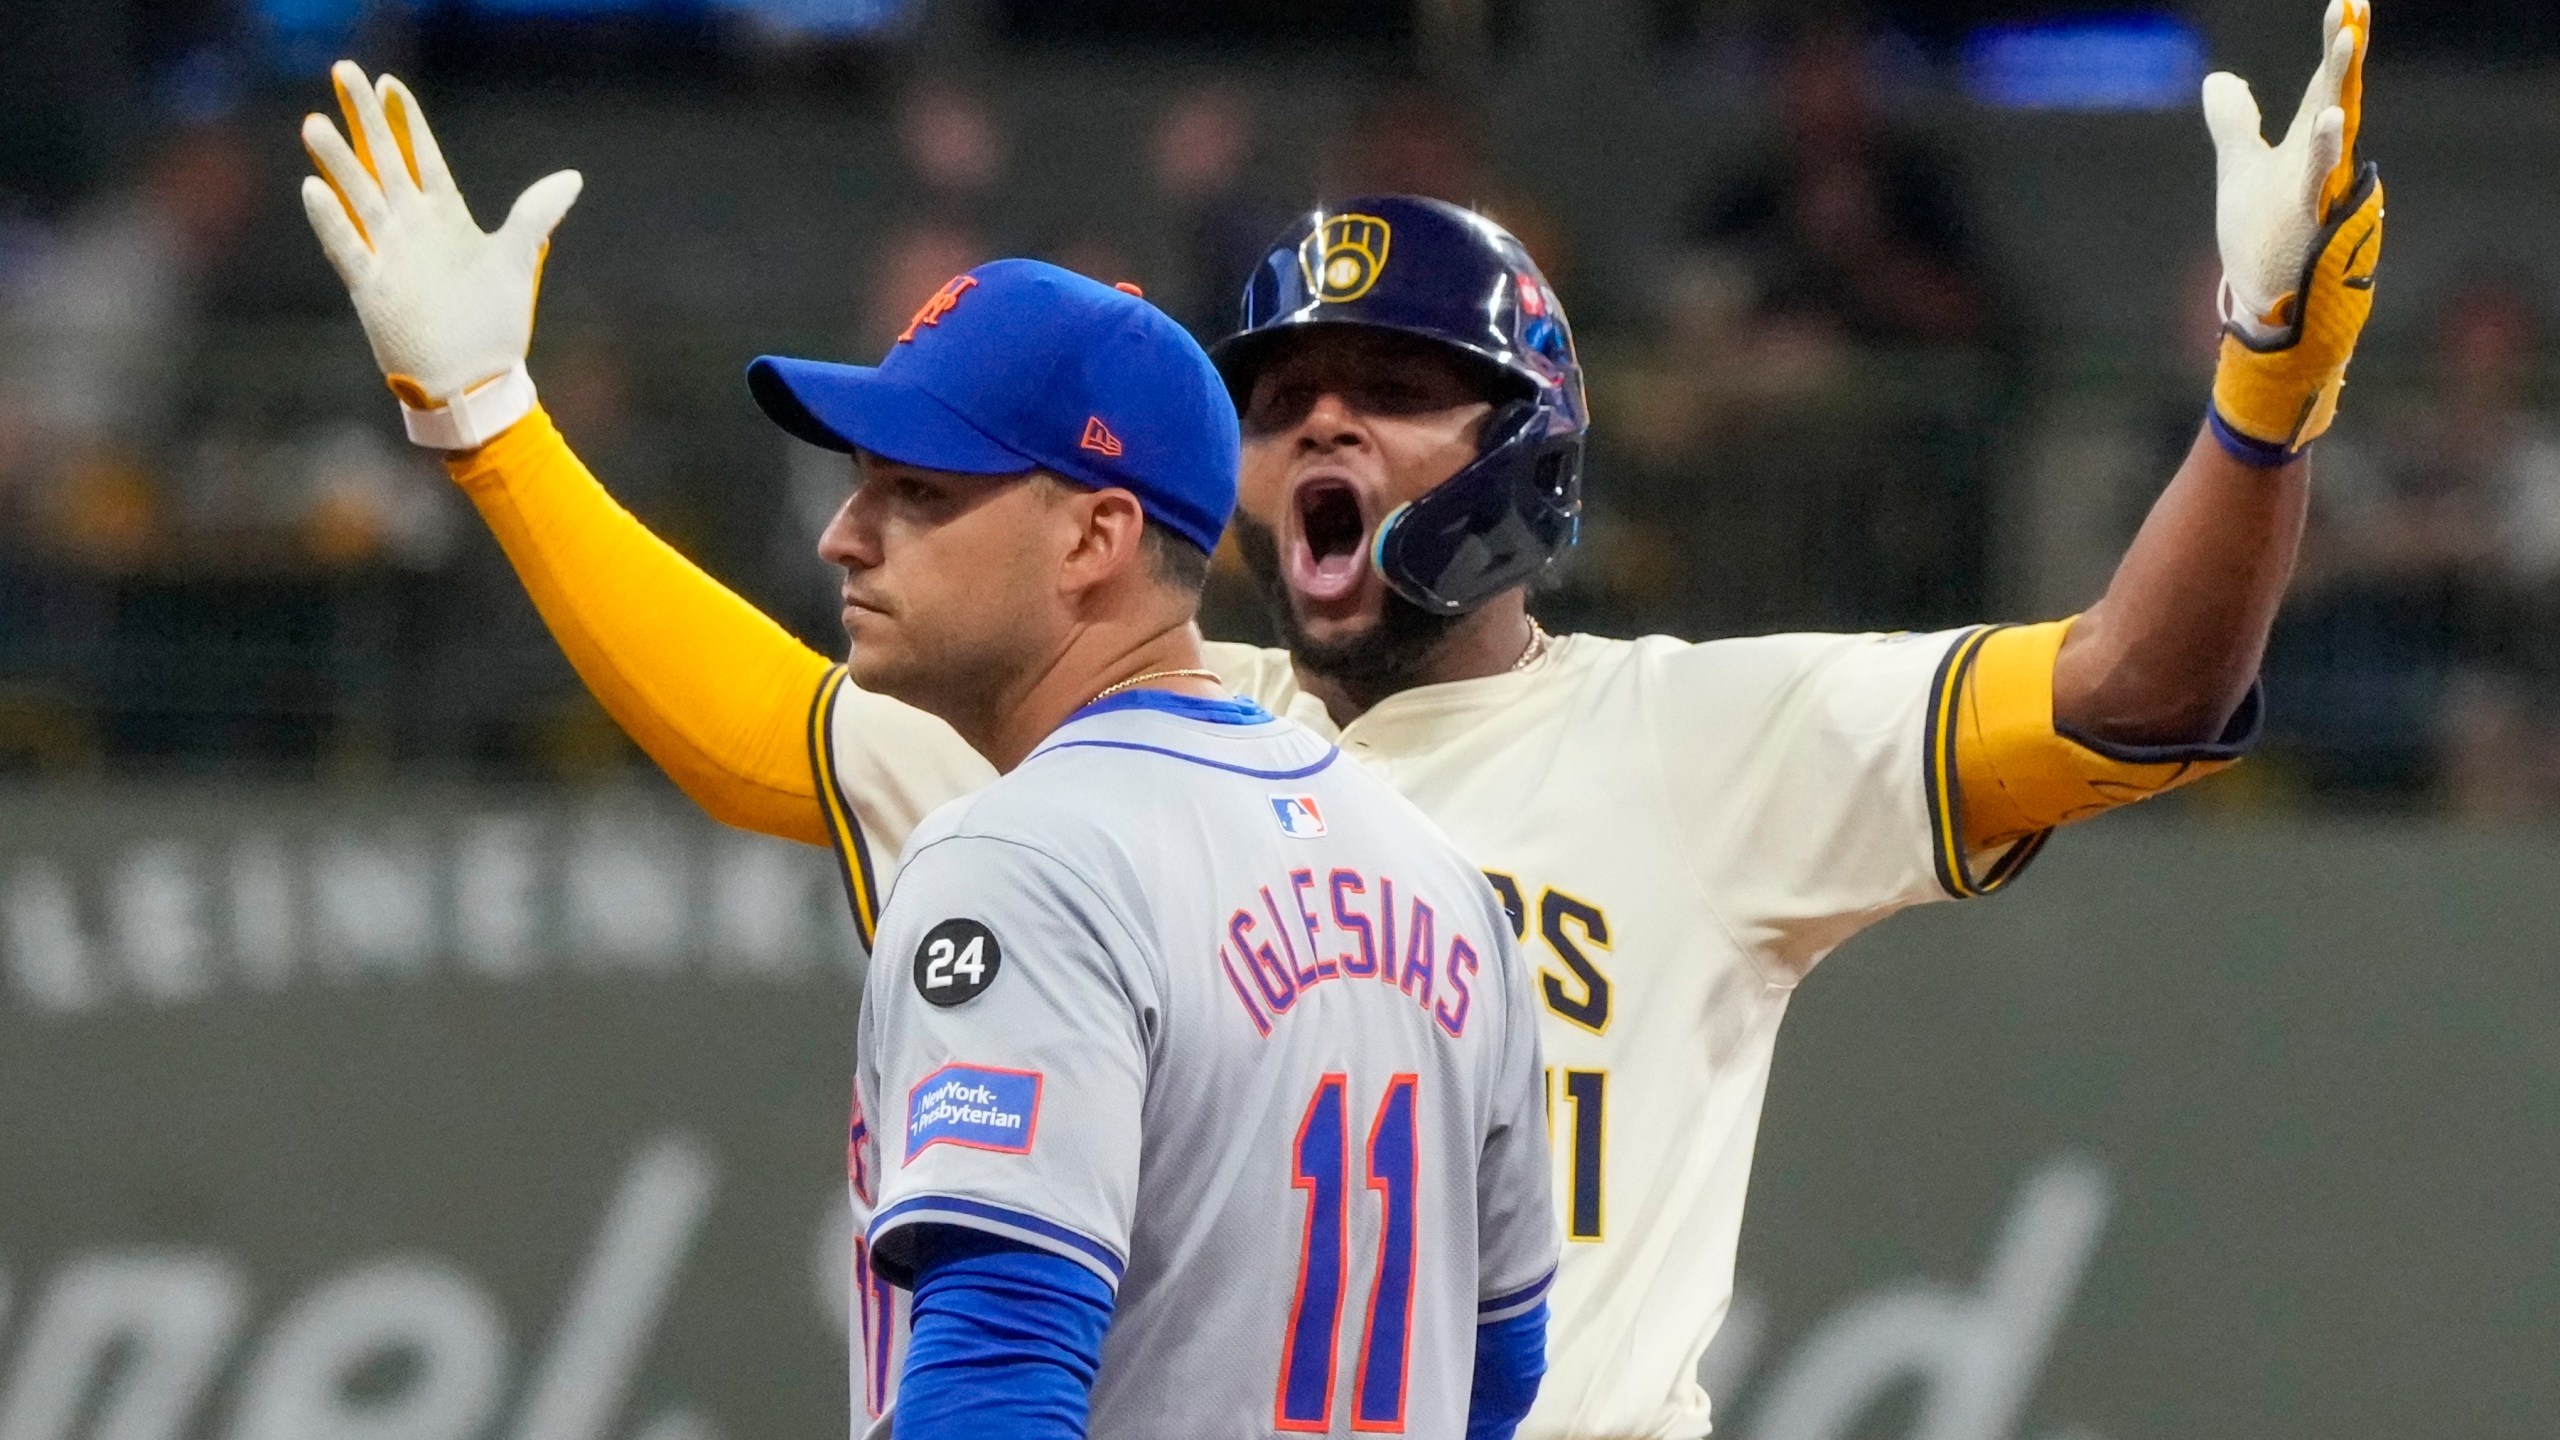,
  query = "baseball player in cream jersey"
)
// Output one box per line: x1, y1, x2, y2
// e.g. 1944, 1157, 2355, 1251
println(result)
306, 8, 2384, 1436
823, 577, 2004, 1440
